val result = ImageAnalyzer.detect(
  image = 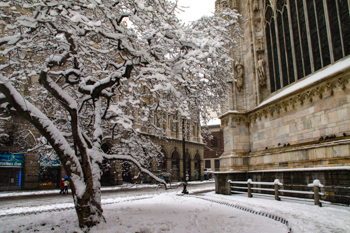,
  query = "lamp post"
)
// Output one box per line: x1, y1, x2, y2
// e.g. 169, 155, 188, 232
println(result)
182, 118, 189, 194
